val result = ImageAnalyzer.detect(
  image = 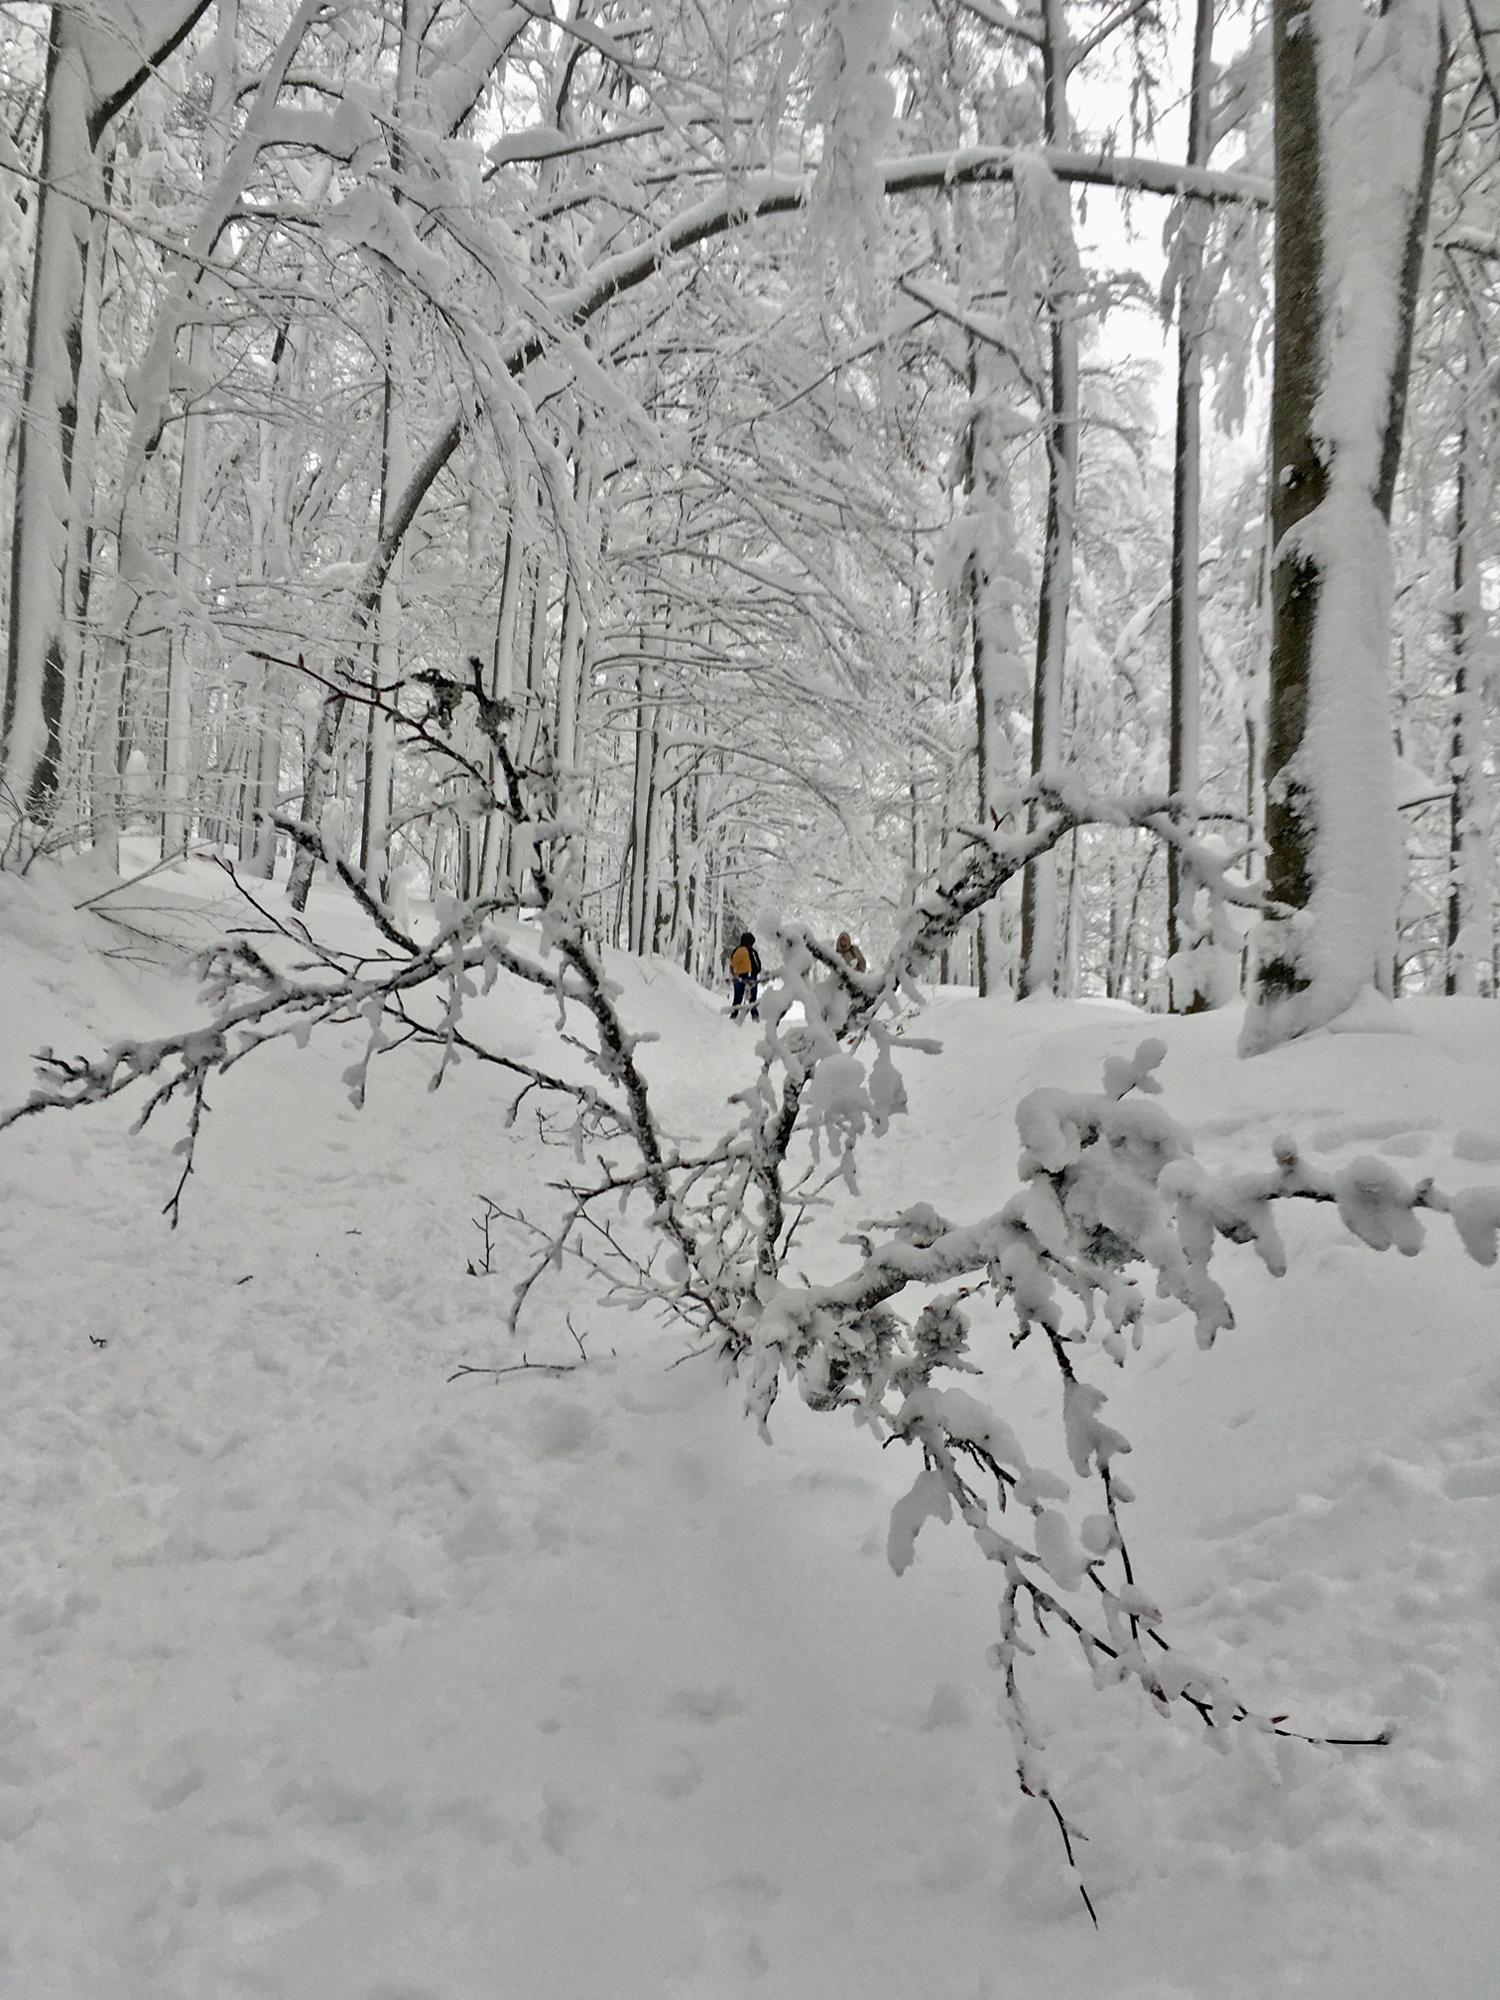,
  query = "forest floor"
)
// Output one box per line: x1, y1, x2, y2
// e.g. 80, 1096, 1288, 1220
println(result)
0, 852, 1496, 2000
